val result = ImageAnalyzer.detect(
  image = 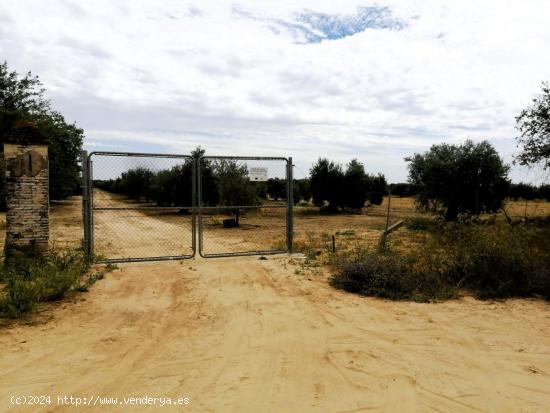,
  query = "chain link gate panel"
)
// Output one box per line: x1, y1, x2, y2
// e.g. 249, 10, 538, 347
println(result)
83, 152, 293, 262
198, 156, 293, 258
84, 152, 196, 263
